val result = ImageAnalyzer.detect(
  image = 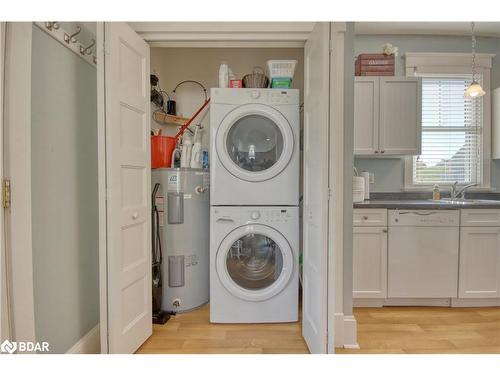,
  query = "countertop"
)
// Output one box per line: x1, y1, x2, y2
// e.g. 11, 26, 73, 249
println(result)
353, 199, 500, 210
